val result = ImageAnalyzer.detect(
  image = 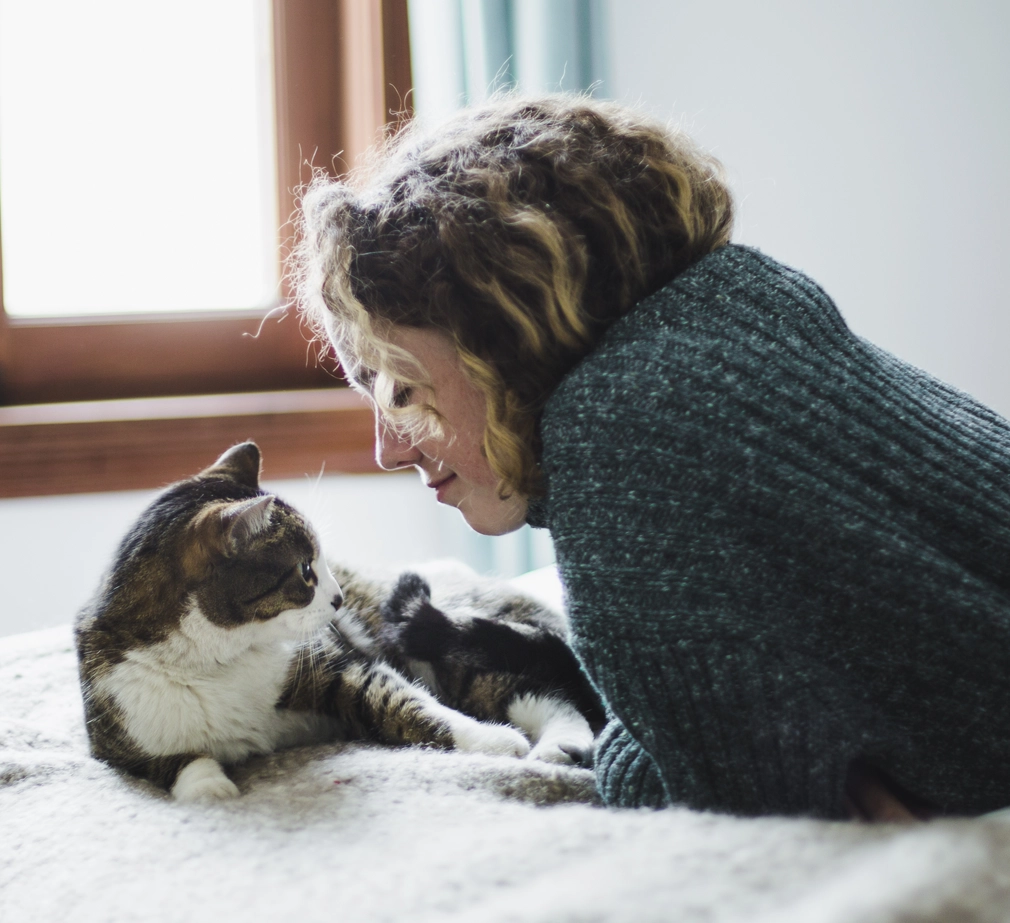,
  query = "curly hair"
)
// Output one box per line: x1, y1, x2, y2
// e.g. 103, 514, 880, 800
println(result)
294, 93, 733, 498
